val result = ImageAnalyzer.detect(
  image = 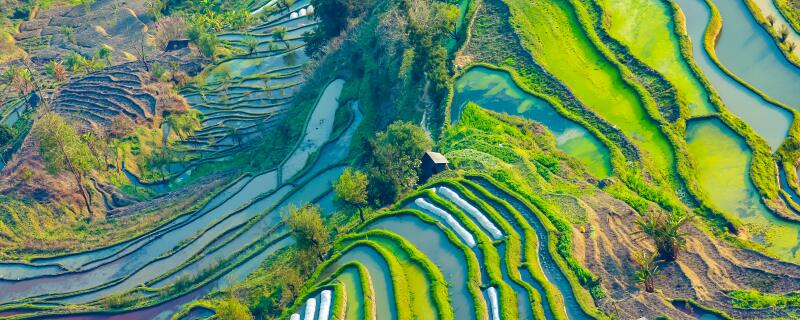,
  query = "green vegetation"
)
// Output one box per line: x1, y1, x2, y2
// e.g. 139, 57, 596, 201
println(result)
598, 0, 714, 117
634, 212, 691, 261
632, 251, 661, 293
286, 204, 331, 262
333, 167, 369, 222
7, 0, 800, 319
32, 112, 97, 214
776, 0, 800, 33
728, 289, 800, 309
503, 0, 676, 185
365, 121, 433, 205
